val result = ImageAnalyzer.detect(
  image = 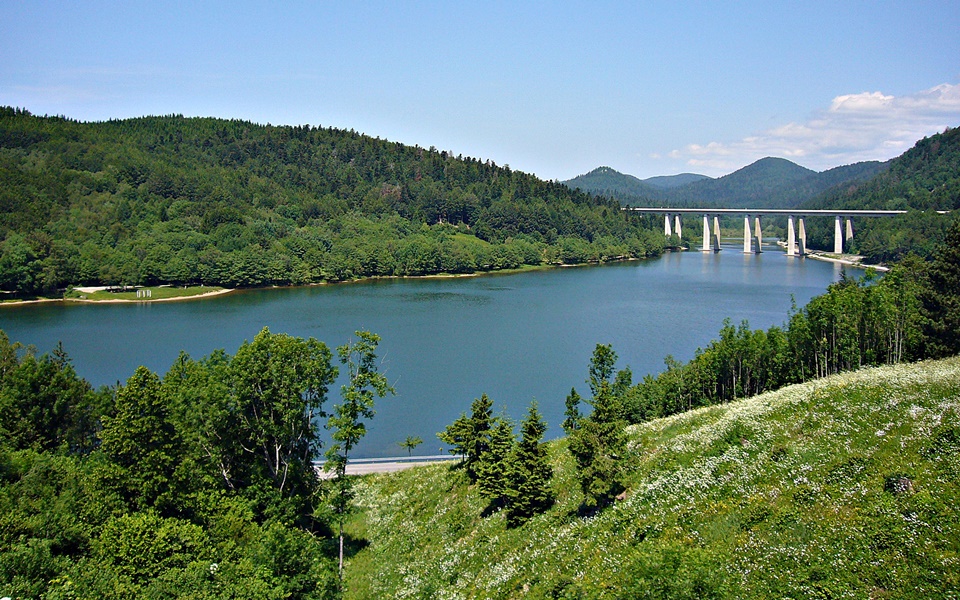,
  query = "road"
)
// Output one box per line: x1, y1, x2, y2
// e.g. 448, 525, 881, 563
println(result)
317, 455, 459, 478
